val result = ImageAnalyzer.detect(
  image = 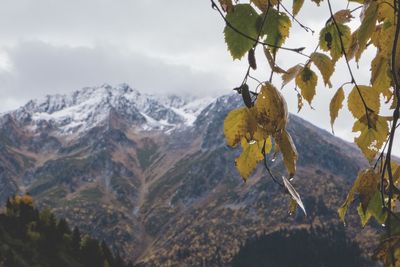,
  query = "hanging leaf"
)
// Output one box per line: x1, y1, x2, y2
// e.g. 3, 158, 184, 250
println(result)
275, 130, 298, 177
248, 48, 257, 70
371, 54, 392, 101
235, 138, 264, 180
251, 0, 278, 12
254, 83, 288, 134
311, 0, 323, 6
292, 0, 305, 17
297, 93, 304, 113
329, 87, 345, 133
357, 192, 387, 227
333, 9, 354, 24
282, 176, 306, 215
319, 23, 351, 62
347, 30, 359, 60
295, 67, 318, 105
338, 168, 381, 221
281, 64, 303, 88
218, 0, 234, 13
224, 4, 259, 60
348, 85, 380, 119
224, 107, 257, 147
310, 52, 335, 88
352, 113, 389, 162
264, 47, 287, 73
258, 8, 291, 53
355, 1, 378, 61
